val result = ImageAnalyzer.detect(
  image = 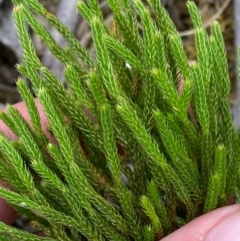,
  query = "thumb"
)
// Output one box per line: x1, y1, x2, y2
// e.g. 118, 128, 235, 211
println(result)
161, 204, 240, 241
